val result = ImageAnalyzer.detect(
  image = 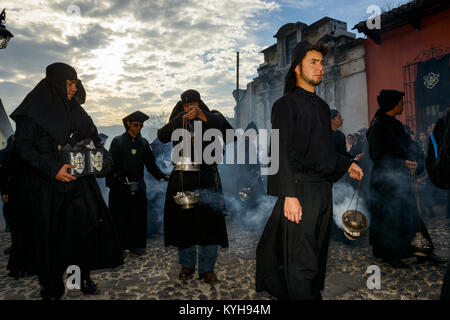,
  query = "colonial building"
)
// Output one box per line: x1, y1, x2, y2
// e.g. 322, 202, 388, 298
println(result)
234, 17, 369, 135
354, 0, 450, 134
